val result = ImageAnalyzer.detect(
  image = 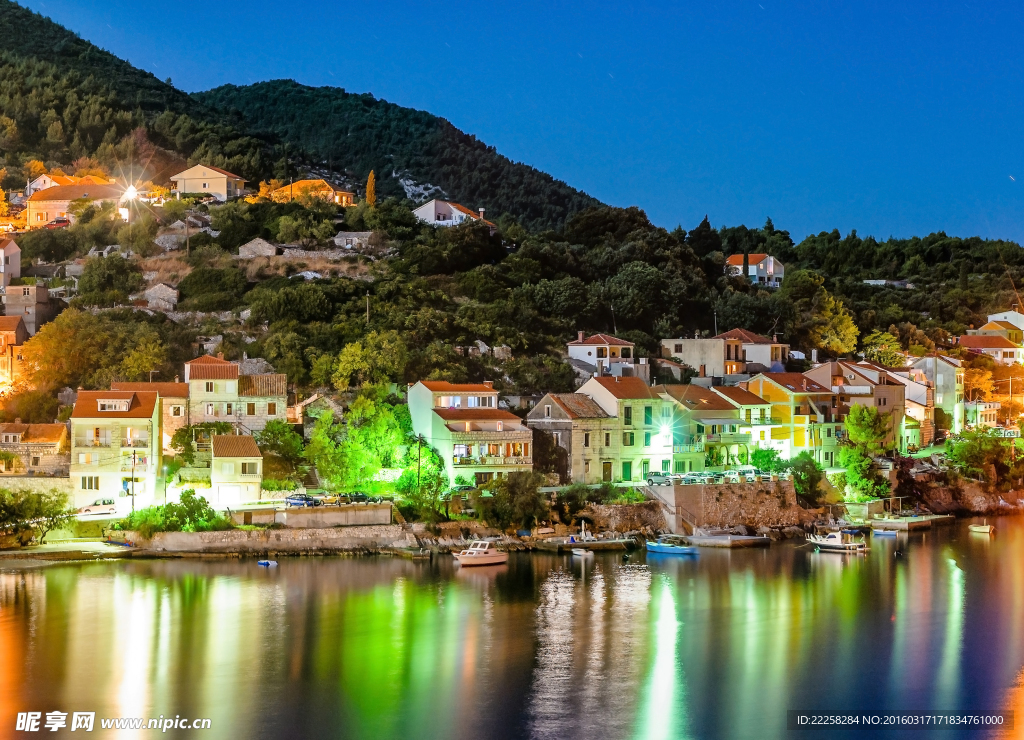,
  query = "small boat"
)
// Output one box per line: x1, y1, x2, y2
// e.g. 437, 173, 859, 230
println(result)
646, 535, 699, 556
871, 529, 898, 537
257, 560, 278, 567
808, 531, 867, 553
571, 547, 594, 558
454, 540, 508, 567
969, 524, 995, 534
